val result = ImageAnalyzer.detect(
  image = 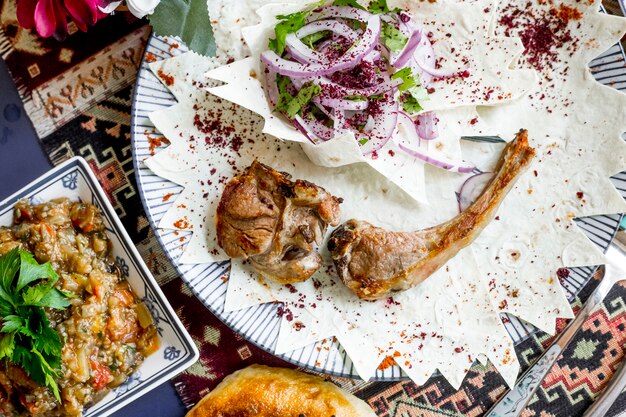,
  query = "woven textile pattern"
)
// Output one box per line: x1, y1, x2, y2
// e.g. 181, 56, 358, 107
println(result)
1, 0, 625, 415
